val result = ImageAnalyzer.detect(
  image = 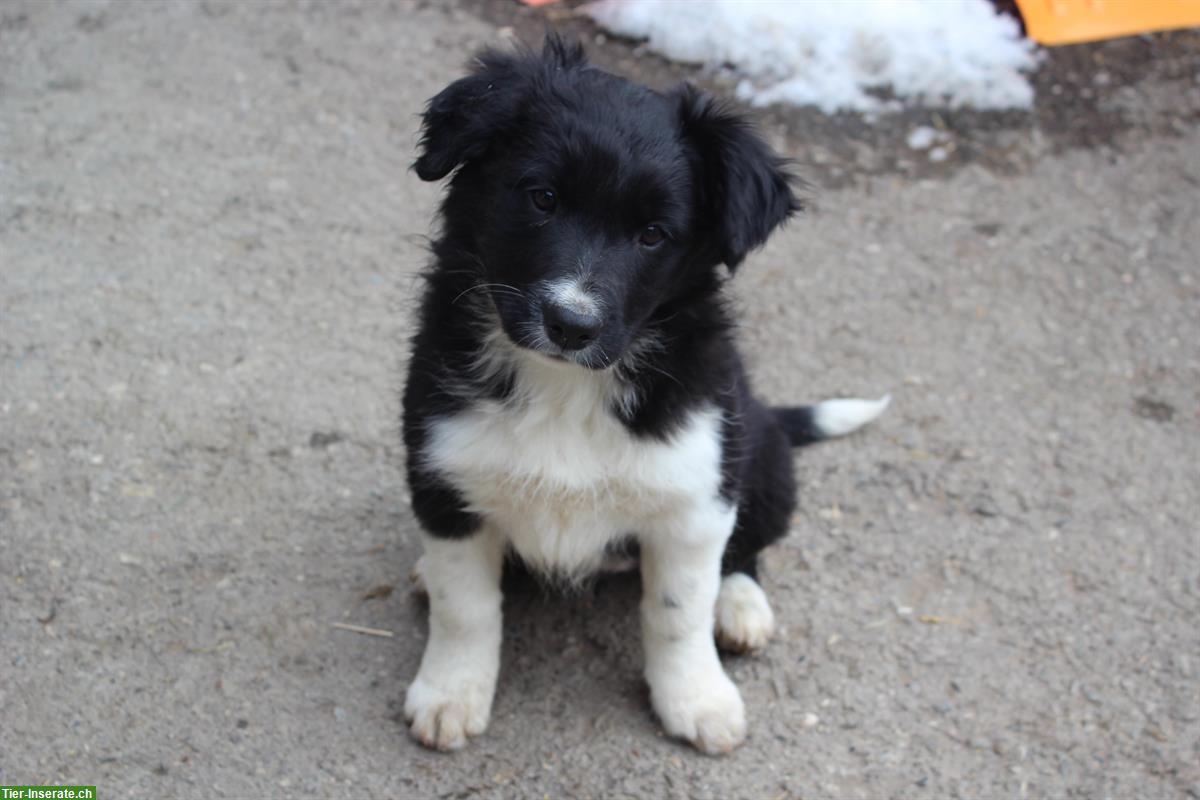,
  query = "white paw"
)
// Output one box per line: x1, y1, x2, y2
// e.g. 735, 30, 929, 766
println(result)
408, 555, 427, 596
714, 573, 775, 653
404, 673, 494, 751
650, 666, 747, 755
